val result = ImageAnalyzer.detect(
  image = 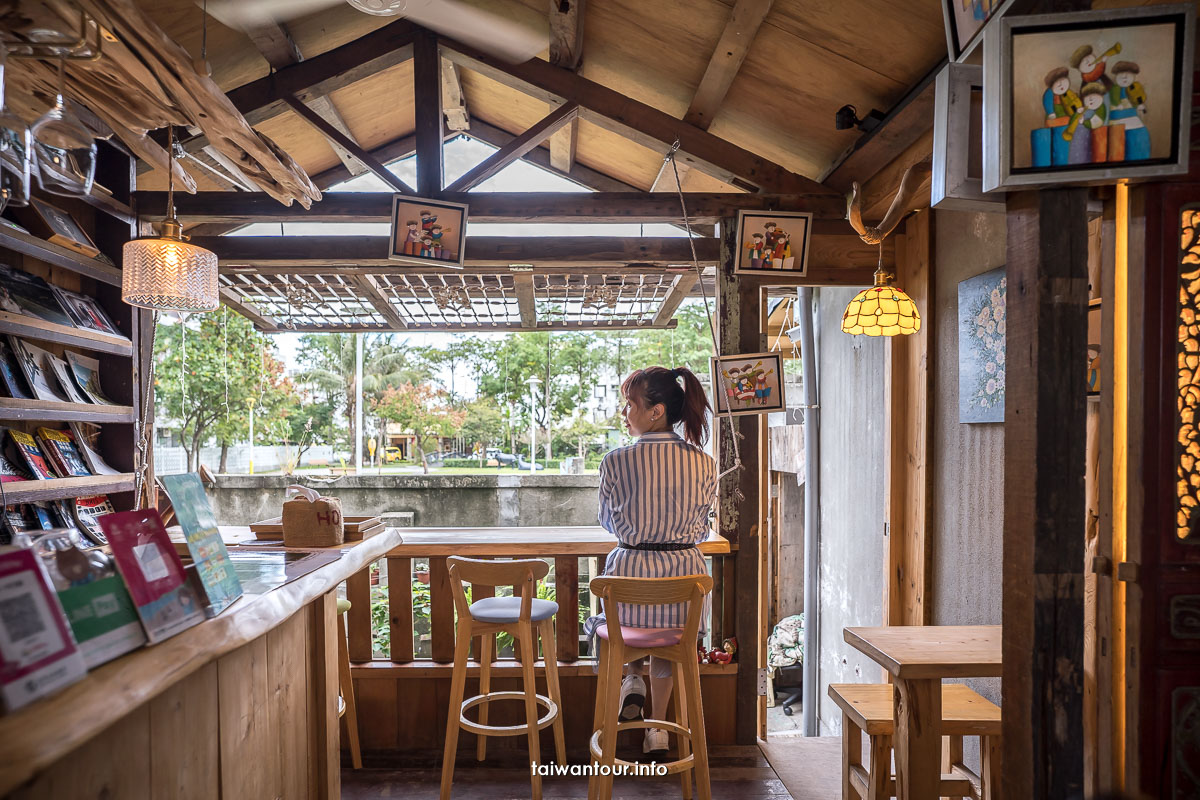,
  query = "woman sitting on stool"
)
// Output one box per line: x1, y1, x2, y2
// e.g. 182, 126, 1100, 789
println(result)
598, 365, 716, 756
